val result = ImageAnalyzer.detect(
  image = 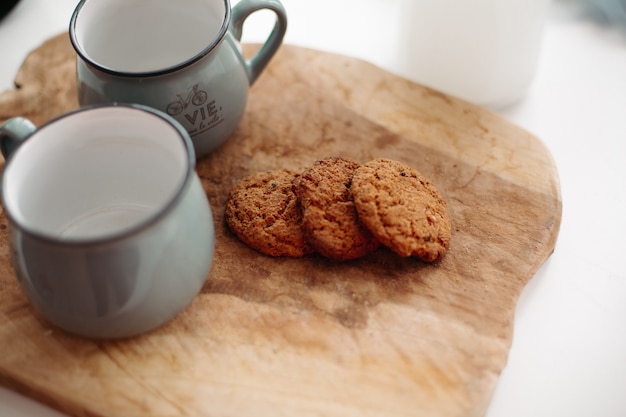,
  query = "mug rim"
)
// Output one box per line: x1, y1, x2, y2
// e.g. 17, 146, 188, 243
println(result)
69, 0, 232, 78
1, 103, 197, 248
